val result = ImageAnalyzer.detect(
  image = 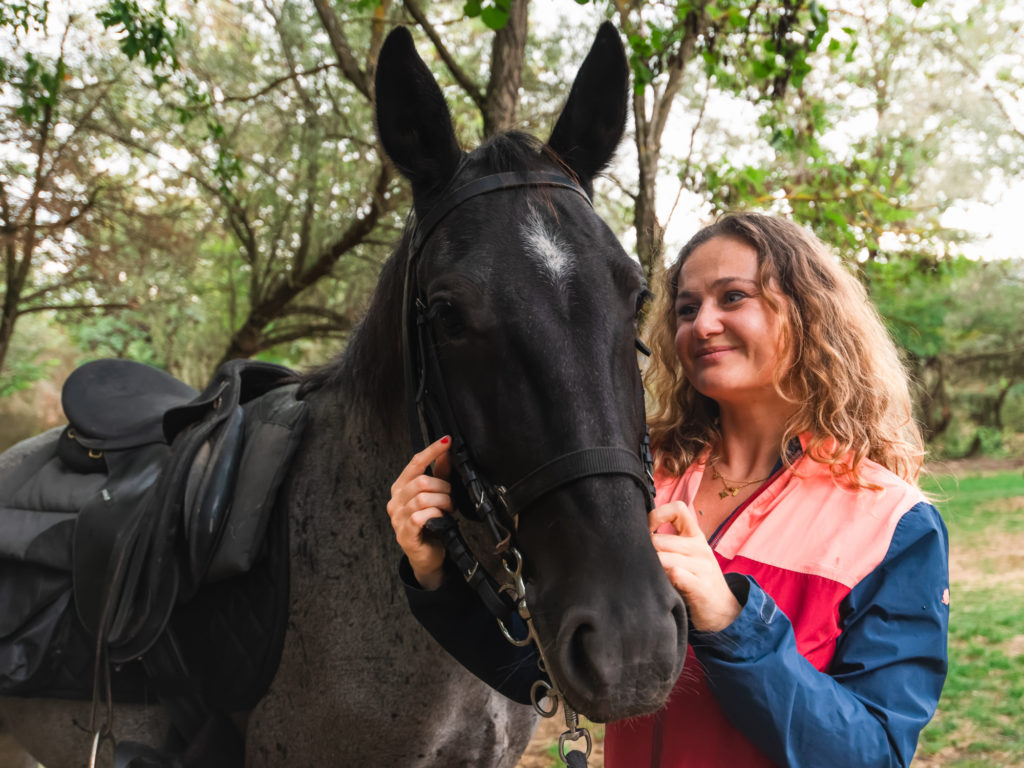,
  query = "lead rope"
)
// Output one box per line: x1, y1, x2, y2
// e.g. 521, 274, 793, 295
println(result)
495, 548, 592, 765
